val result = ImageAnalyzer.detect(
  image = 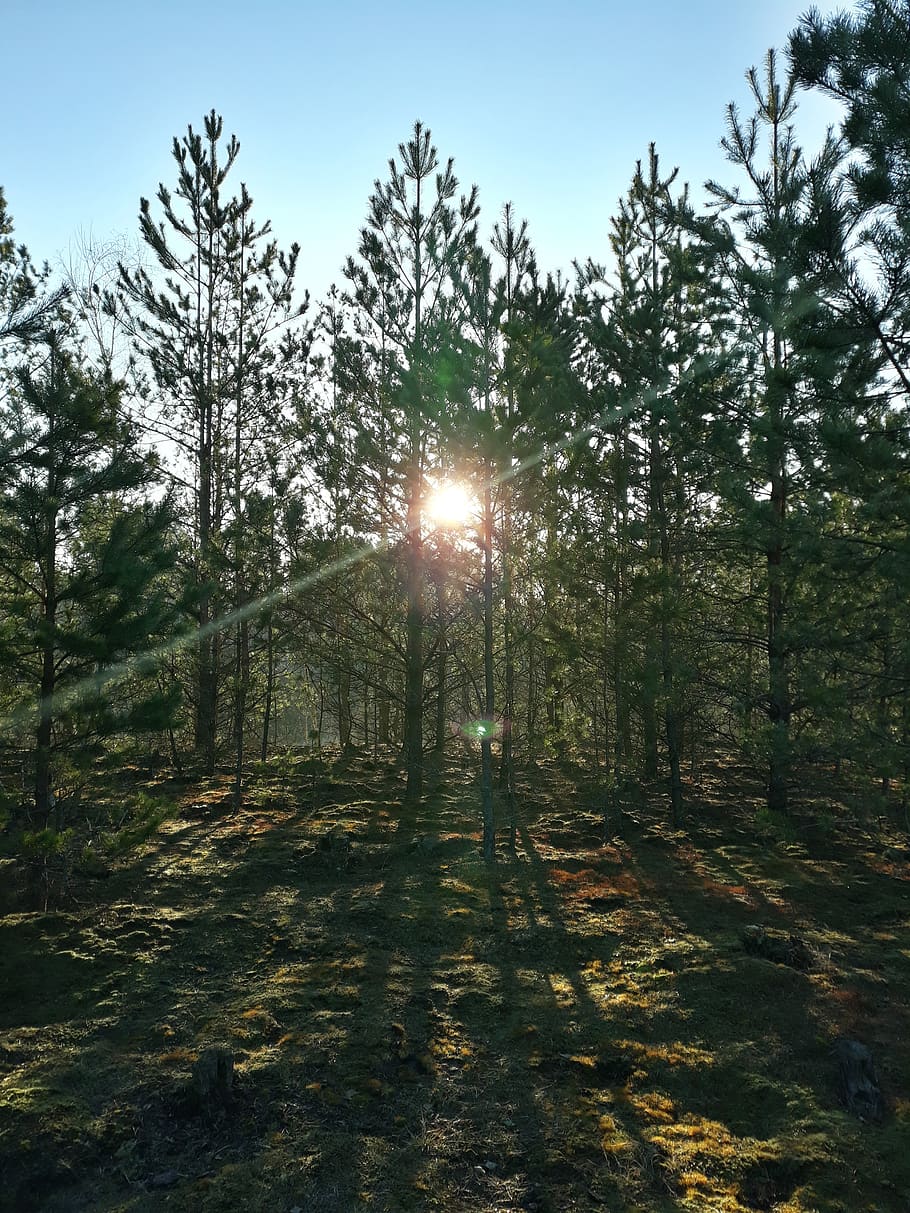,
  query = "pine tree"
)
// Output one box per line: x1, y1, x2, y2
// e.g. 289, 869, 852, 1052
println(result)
344, 121, 478, 800
791, 0, 910, 801
0, 188, 67, 348
578, 145, 708, 822
0, 335, 179, 827
503, 269, 579, 761
490, 204, 533, 825
223, 184, 308, 805
456, 245, 502, 859
118, 112, 307, 777
699, 51, 885, 811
